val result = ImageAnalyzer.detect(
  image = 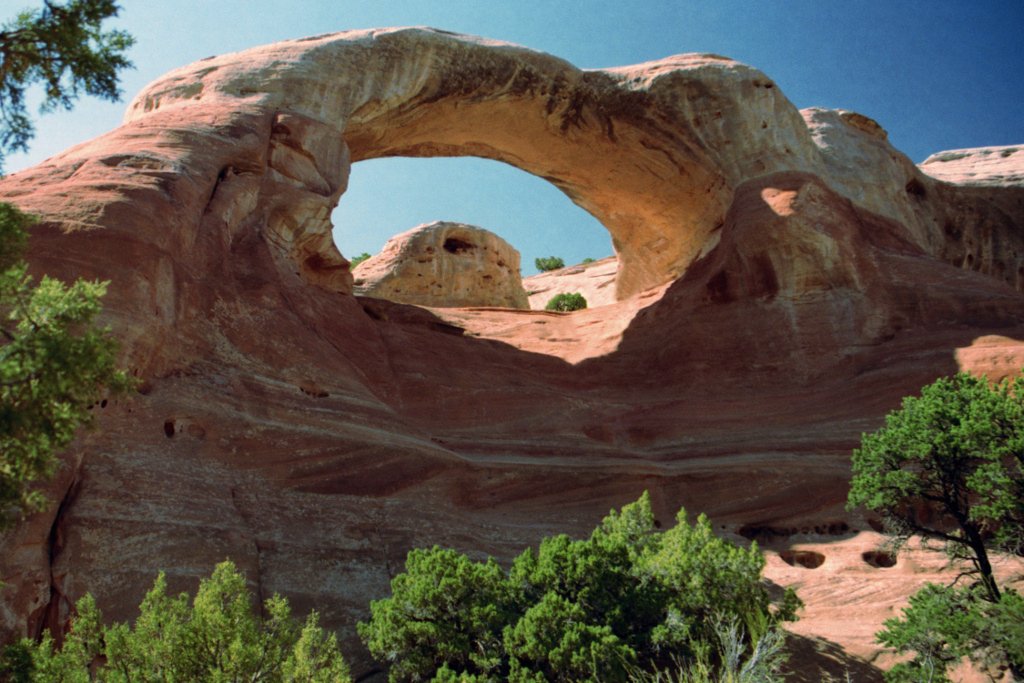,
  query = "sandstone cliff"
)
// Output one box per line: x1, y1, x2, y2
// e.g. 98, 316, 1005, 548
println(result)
0, 28, 1022, 679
